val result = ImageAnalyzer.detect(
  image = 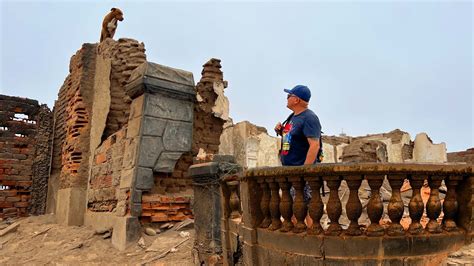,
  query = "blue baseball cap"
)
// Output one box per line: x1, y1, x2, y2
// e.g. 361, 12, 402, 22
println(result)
284, 85, 311, 102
